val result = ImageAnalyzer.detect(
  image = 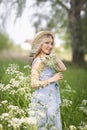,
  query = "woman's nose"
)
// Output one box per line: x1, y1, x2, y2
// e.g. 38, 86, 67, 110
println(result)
49, 43, 53, 48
